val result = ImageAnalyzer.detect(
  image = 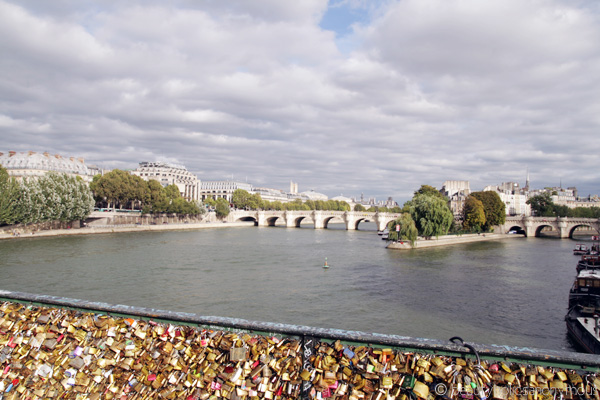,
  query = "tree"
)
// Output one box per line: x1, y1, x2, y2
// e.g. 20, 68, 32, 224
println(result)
204, 197, 216, 208
387, 214, 418, 245
215, 197, 230, 218
462, 196, 486, 231
409, 194, 453, 237
414, 185, 447, 201
471, 191, 506, 230
526, 192, 555, 217
0, 167, 23, 225
232, 189, 251, 209
354, 204, 366, 212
